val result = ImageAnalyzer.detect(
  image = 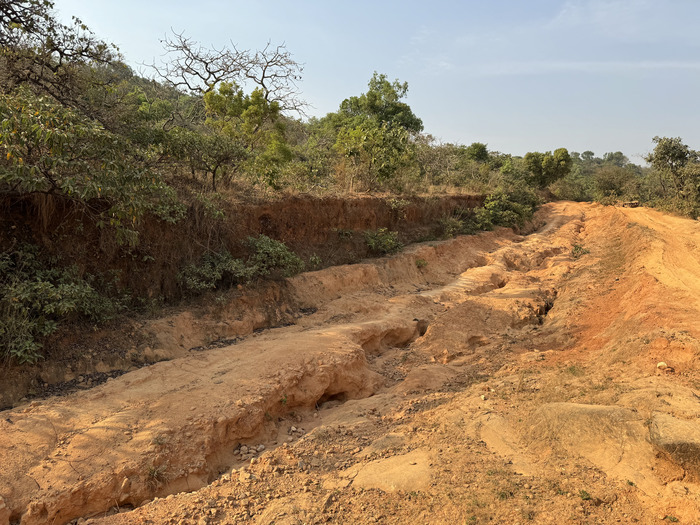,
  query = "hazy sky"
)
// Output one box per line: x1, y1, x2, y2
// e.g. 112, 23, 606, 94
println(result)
52, 0, 700, 163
